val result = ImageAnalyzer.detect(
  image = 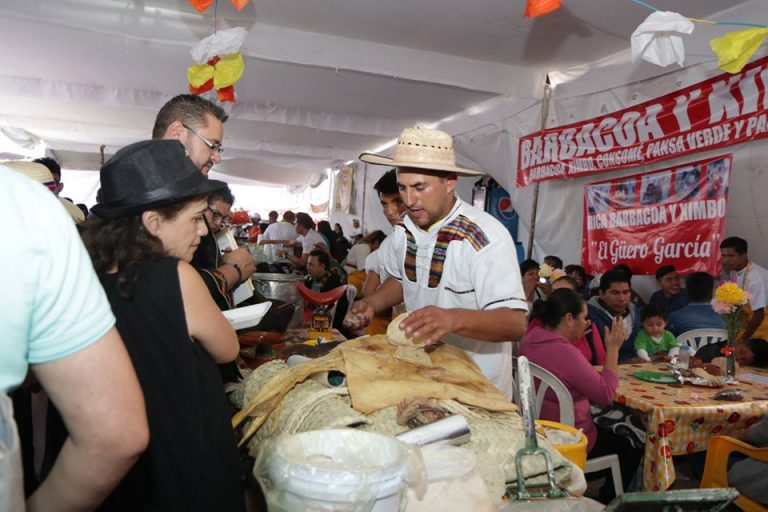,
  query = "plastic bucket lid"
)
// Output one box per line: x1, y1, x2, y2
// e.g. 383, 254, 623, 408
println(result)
536, 420, 588, 469
267, 429, 408, 504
